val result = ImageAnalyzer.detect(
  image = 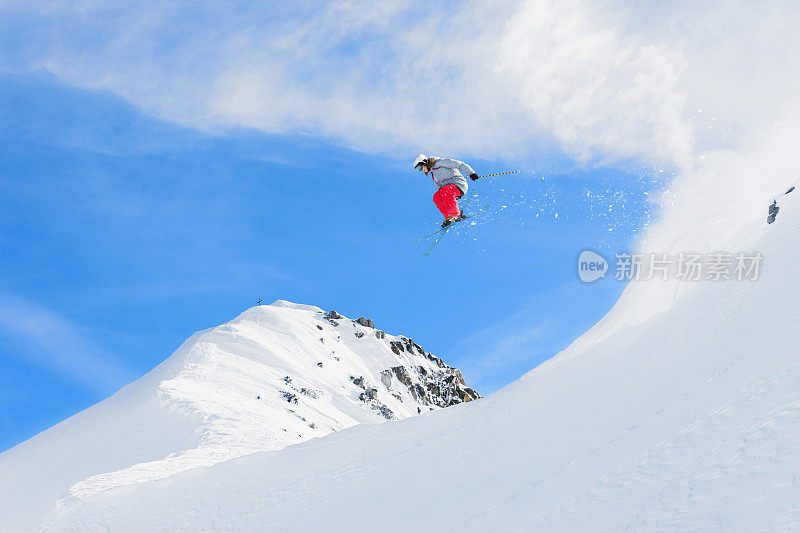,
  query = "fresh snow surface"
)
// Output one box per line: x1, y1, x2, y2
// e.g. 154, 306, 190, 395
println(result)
0, 302, 474, 532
